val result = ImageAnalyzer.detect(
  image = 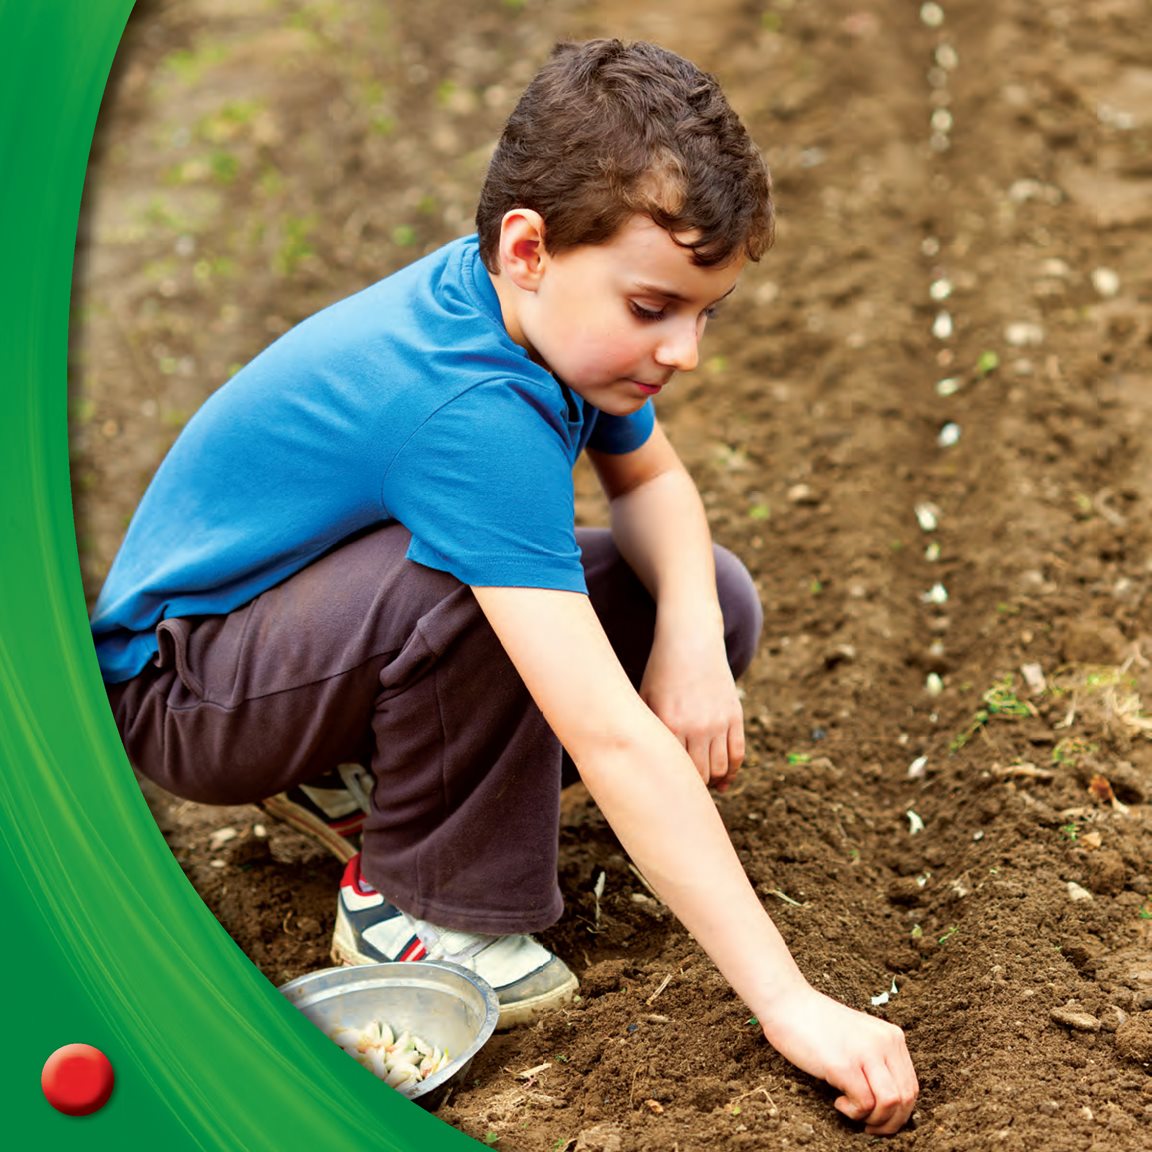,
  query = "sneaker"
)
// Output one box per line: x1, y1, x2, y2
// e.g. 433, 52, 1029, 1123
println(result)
331, 854, 579, 1029
259, 763, 375, 863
